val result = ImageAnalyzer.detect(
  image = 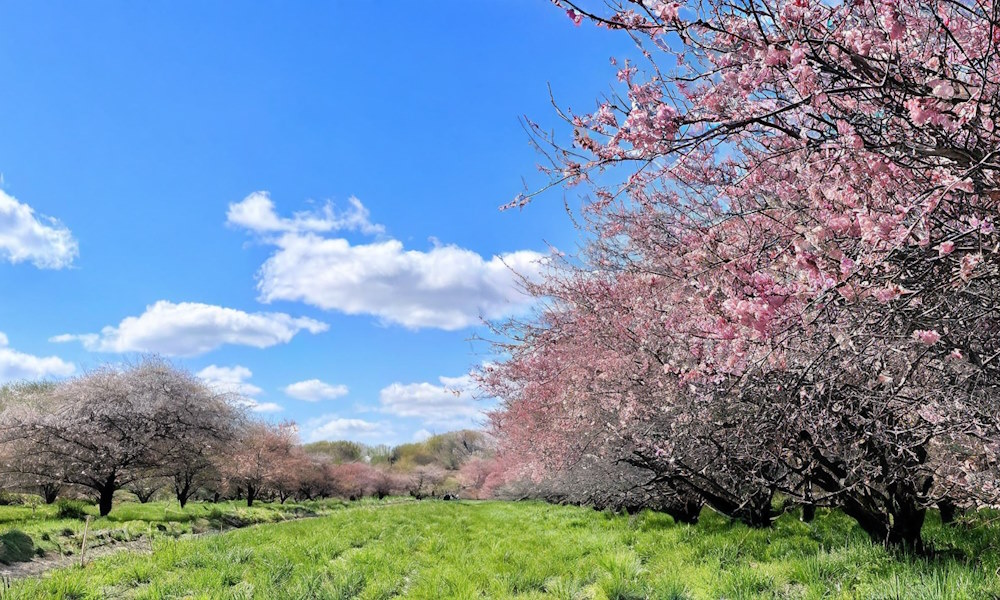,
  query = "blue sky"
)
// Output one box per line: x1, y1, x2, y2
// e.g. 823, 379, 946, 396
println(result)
0, 1, 629, 445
